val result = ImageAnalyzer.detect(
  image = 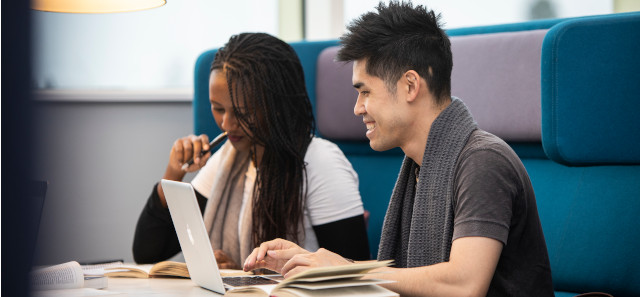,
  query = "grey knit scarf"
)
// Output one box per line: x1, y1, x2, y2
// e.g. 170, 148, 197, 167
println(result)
377, 97, 477, 268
